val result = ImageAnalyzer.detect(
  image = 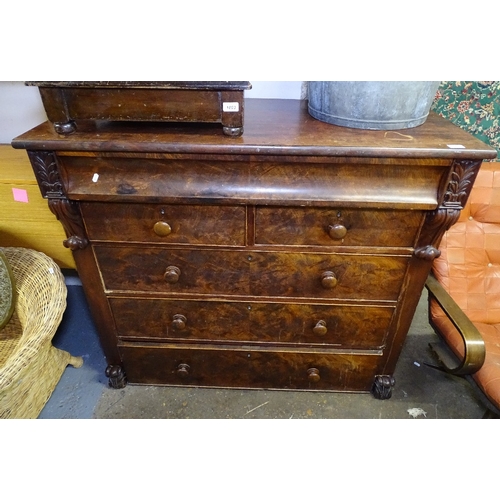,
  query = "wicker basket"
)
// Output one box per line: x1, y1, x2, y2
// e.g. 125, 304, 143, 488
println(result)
0, 247, 83, 419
